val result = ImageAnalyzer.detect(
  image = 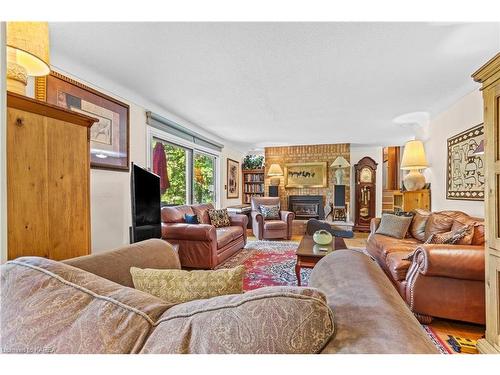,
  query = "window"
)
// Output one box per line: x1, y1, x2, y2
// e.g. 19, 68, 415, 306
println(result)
150, 134, 219, 206
193, 151, 216, 204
